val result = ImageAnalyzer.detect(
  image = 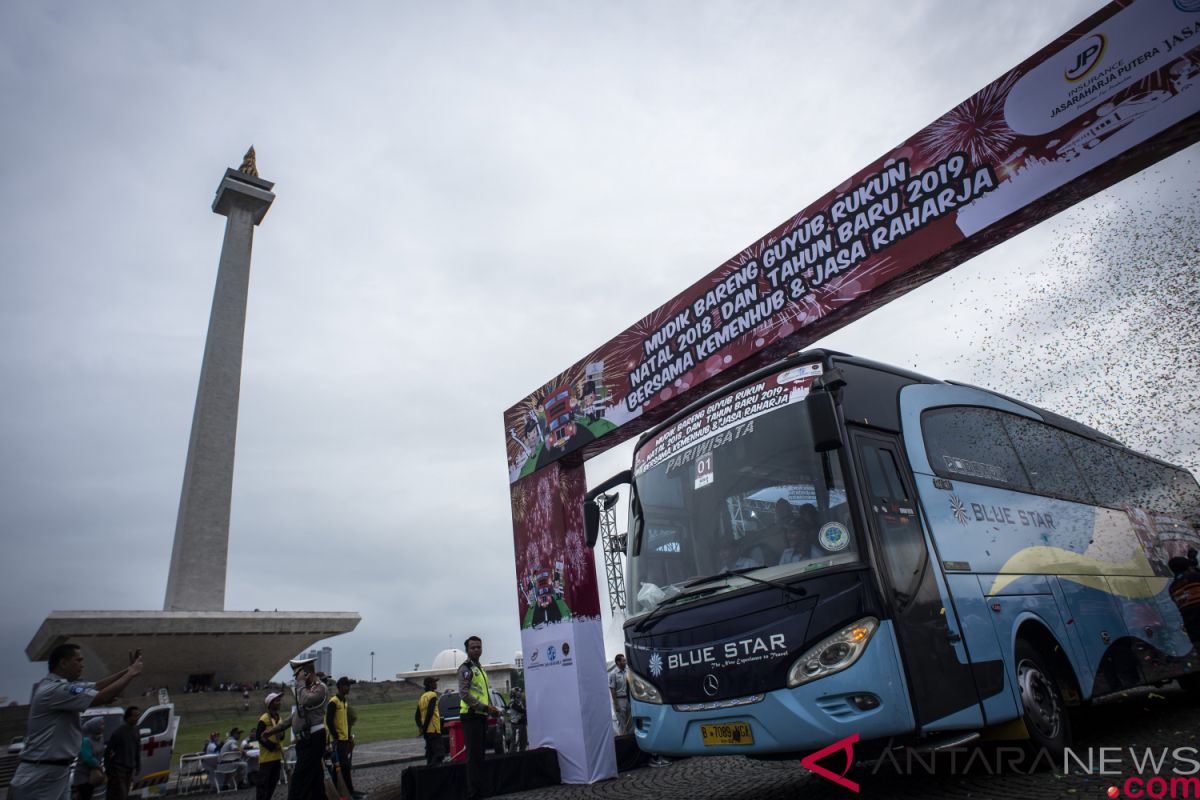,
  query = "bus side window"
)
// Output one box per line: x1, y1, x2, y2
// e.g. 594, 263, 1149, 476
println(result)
1117, 455, 1180, 515
1001, 414, 1094, 504
863, 444, 925, 607
922, 407, 1031, 491
1168, 471, 1200, 529
1068, 436, 1135, 509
